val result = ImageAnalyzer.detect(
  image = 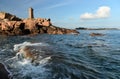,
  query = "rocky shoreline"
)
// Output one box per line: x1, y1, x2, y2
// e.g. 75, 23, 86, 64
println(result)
0, 12, 79, 36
